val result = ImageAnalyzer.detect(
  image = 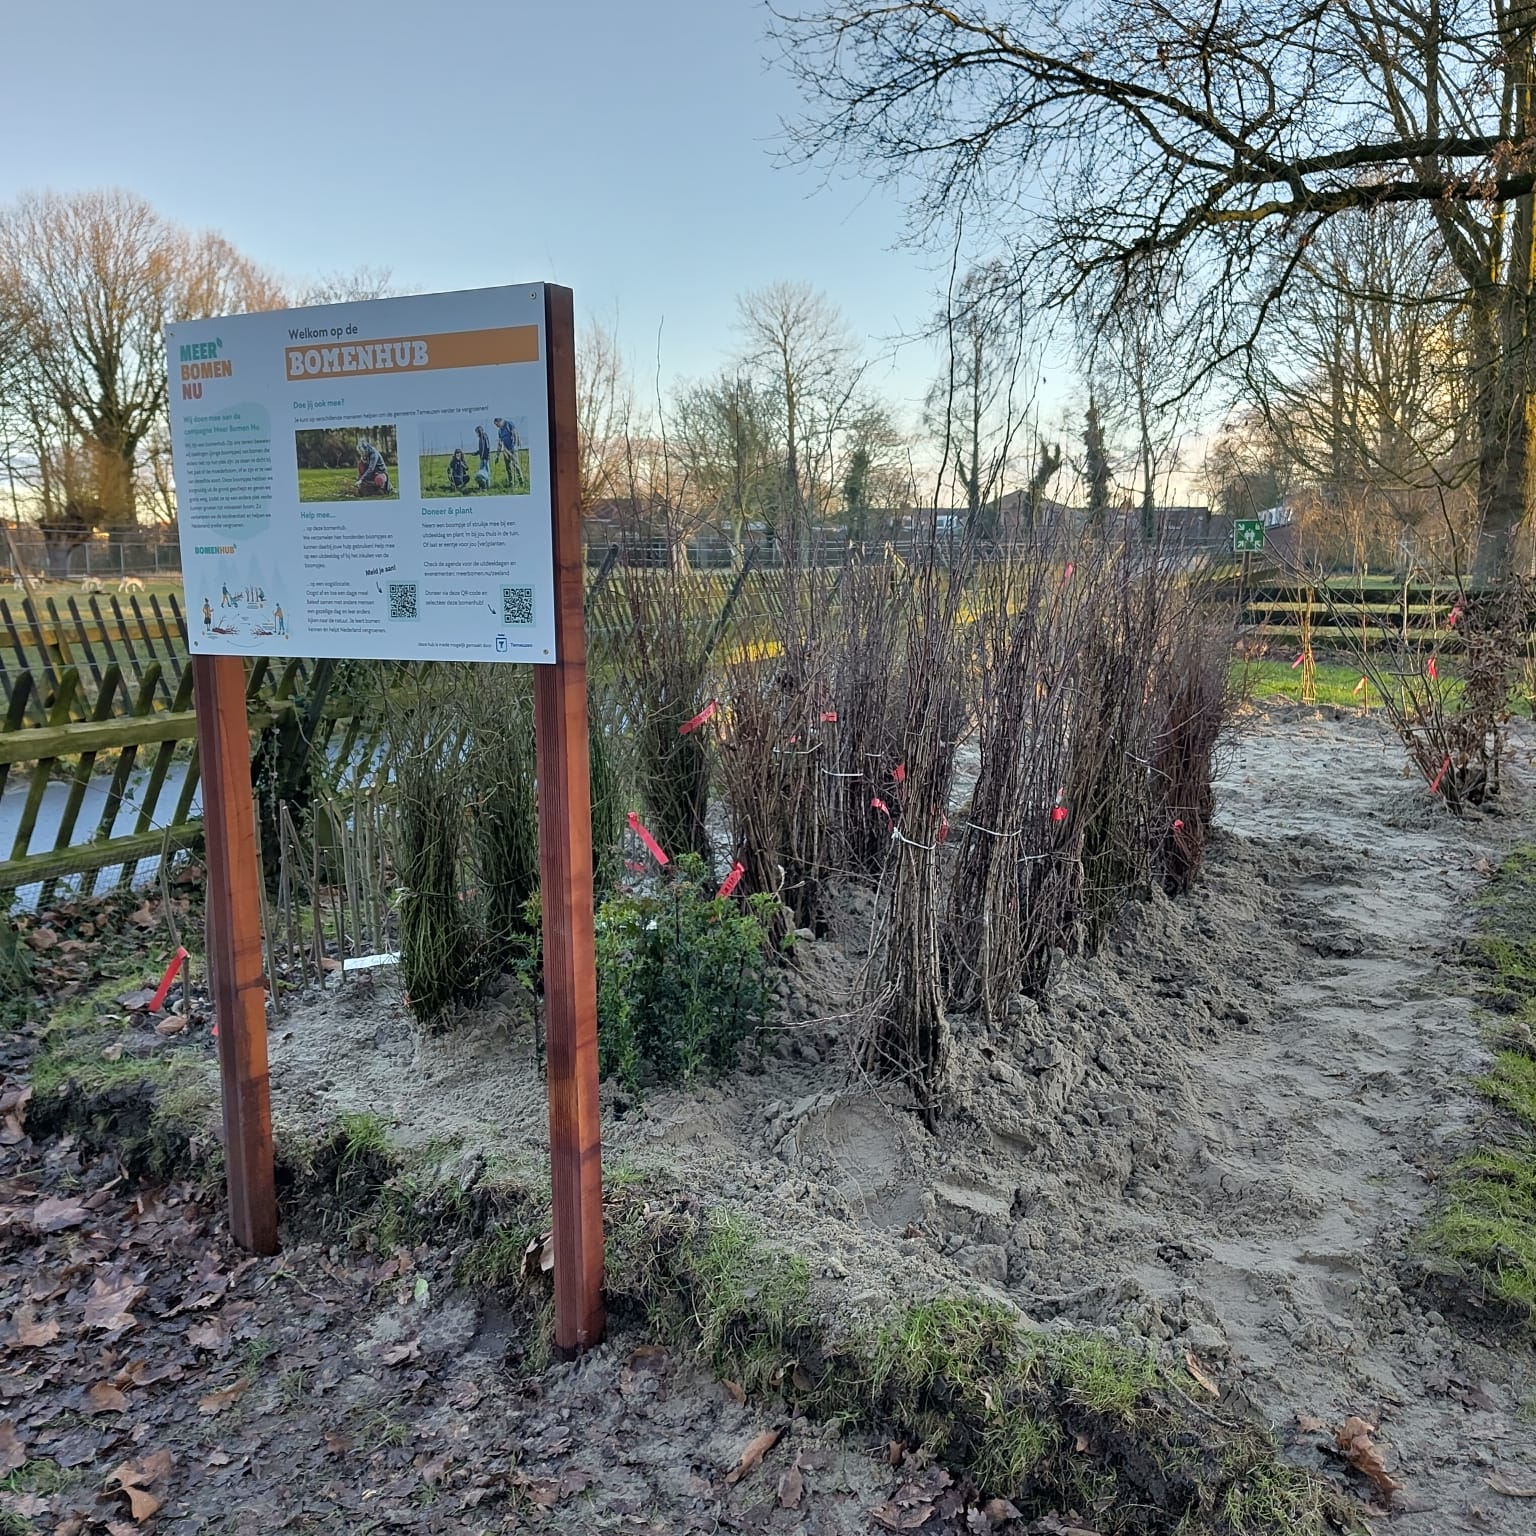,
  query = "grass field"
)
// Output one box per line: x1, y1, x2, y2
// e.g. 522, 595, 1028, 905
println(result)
418, 450, 530, 499
297, 465, 399, 503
